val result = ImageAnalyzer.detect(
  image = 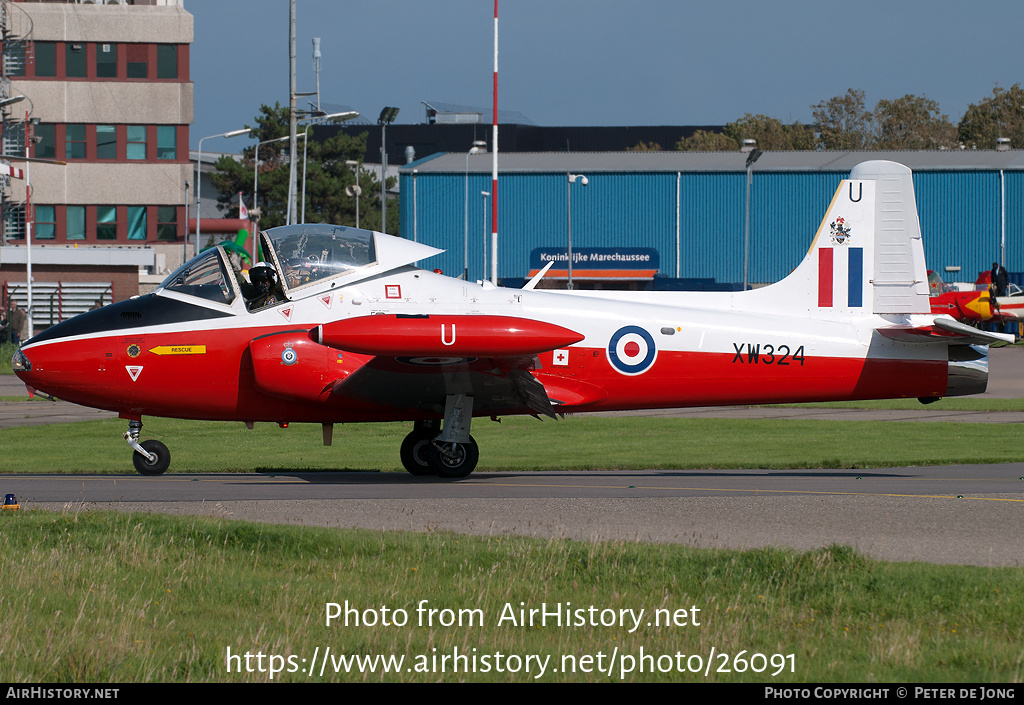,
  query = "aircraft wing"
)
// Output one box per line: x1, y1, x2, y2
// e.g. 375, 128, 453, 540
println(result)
318, 314, 587, 418
331, 355, 559, 419
877, 317, 1015, 346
